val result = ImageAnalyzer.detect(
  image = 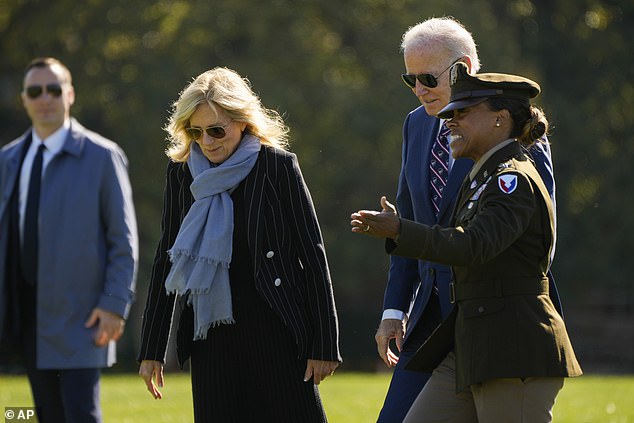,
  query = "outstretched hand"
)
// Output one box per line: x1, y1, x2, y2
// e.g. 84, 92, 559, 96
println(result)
350, 196, 400, 239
